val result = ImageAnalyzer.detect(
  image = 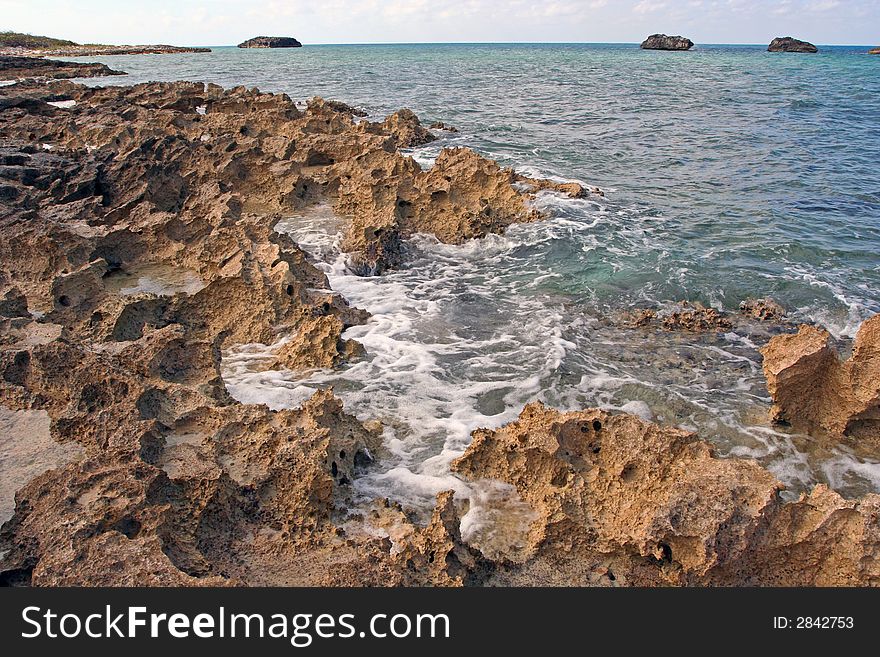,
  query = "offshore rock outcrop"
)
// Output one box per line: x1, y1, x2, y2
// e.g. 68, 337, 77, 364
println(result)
760, 315, 880, 446
237, 37, 303, 49
640, 34, 694, 51
0, 55, 125, 81
452, 403, 880, 586
768, 37, 818, 53
869, 48, 880, 55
